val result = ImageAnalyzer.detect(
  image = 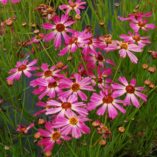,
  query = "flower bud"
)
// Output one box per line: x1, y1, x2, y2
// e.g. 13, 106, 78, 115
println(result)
144, 80, 151, 85
118, 126, 125, 133
34, 132, 41, 139
142, 64, 148, 70
99, 139, 107, 146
